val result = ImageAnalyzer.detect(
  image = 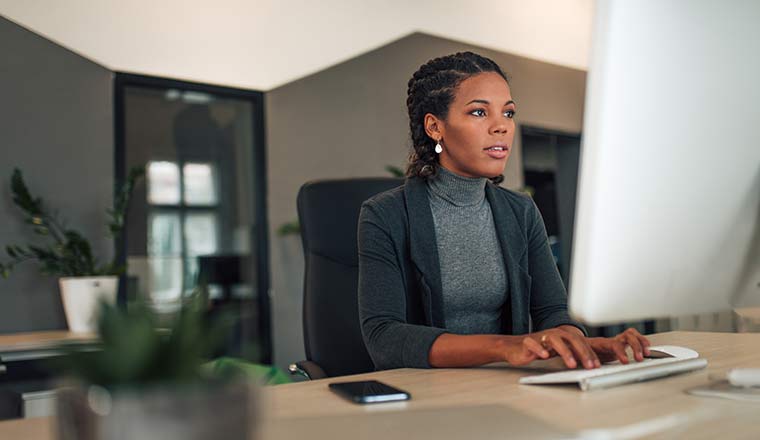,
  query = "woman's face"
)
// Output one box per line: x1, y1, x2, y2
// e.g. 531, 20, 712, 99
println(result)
426, 72, 516, 179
